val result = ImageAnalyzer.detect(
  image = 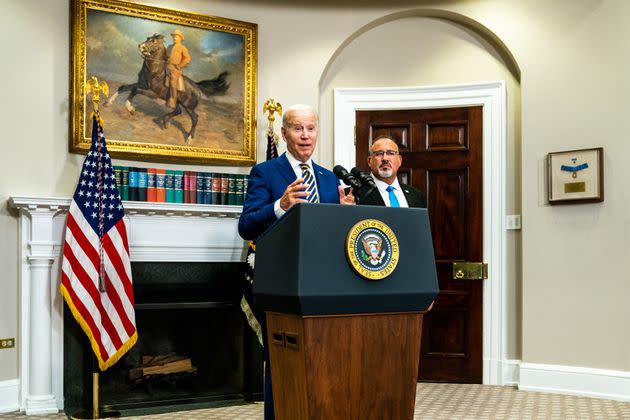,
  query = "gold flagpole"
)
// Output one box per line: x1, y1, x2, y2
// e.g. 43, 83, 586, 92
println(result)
88, 76, 107, 420
71, 76, 119, 420
92, 373, 100, 419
